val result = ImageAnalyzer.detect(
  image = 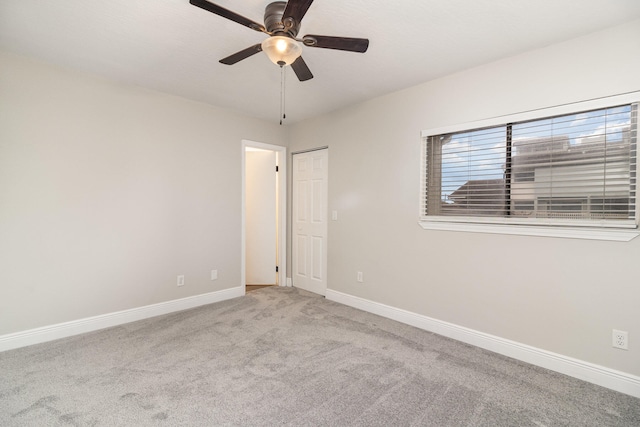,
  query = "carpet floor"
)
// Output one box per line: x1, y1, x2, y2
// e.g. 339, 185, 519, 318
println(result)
1, 287, 638, 426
